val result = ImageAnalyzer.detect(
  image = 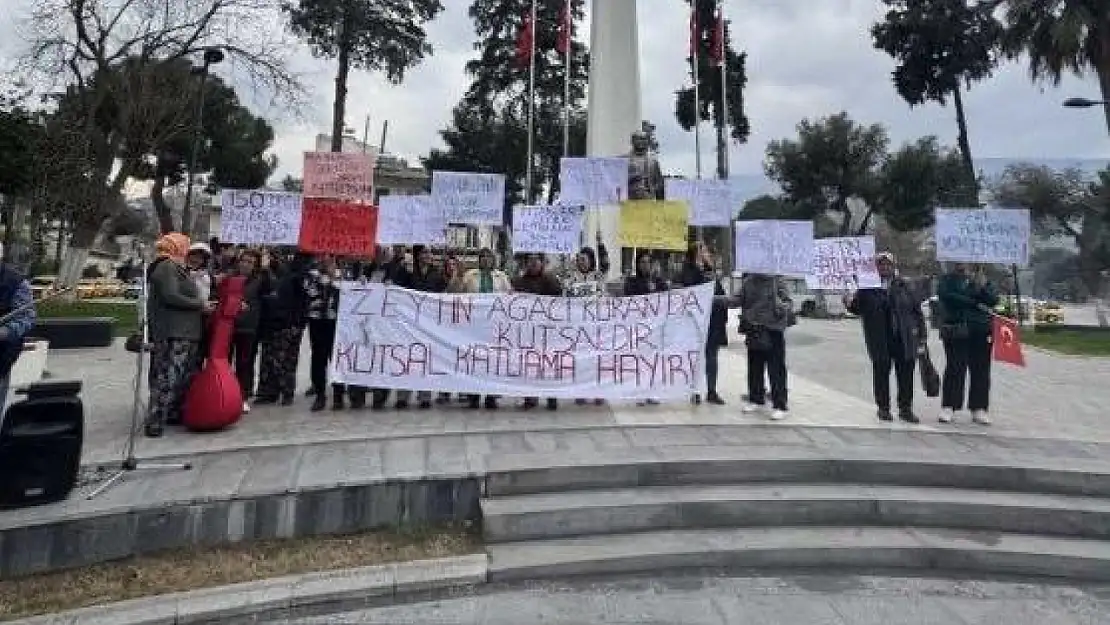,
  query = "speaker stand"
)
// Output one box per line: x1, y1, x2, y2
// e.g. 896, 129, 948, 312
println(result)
87, 249, 193, 500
